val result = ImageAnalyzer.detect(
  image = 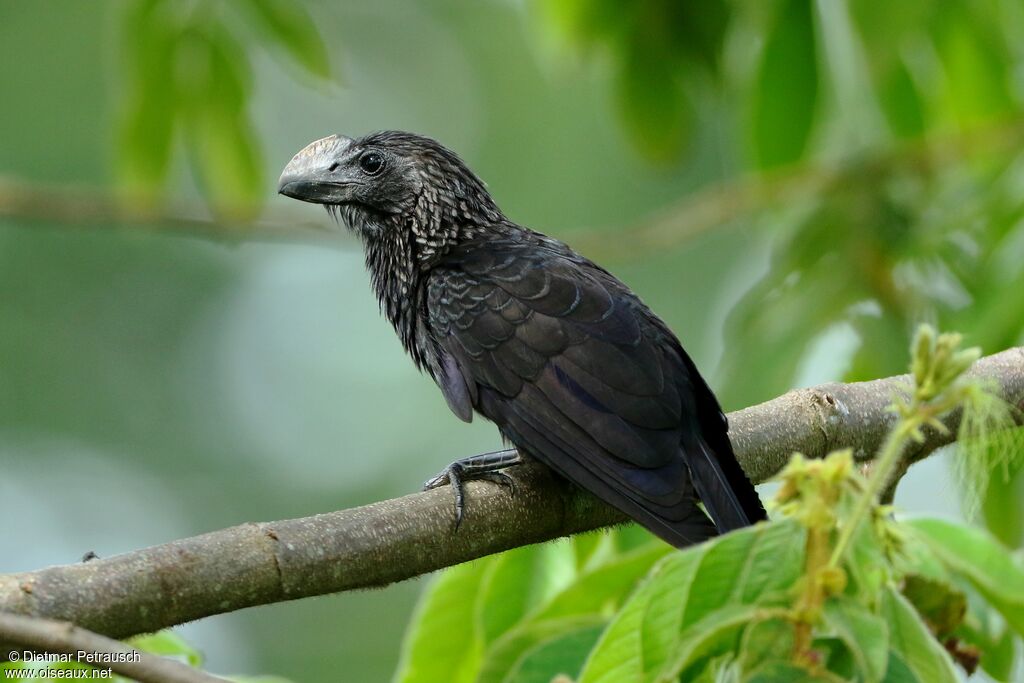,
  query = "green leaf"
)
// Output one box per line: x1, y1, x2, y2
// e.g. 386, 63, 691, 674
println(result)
662, 604, 765, 681
672, 521, 804, 676
476, 545, 542, 645
840, 492, 892, 599
393, 558, 489, 683
745, 661, 845, 683
737, 617, 795, 675
956, 587, 1018, 681
899, 575, 966, 639
691, 655, 736, 683
751, 0, 820, 168
821, 596, 889, 683
882, 651, 919, 683
668, 1, 731, 74
186, 28, 264, 220
880, 587, 959, 683
503, 623, 605, 683
575, 556, 668, 683
615, 41, 692, 162
814, 636, 858, 681
638, 549, 706, 678
579, 521, 803, 683
117, 0, 180, 196
983, 634, 1017, 683
614, 523, 659, 554
476, 616, 606, 683
242, 0, 331, 79
572, 530, 617, 571
473, 541, 667, 683
537, 0, 629, 50
847, 0, 930, 139
683, 521, 804, 624
931, 3, 1014, 126
878, 60, 925, 139
128, 630, 203, 667
979, 434, 1024, 548
907, 518, 1024, 635
529, 543, 671, 623
976, 624, 1016, 681
532, 538, 583, 606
